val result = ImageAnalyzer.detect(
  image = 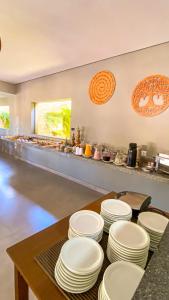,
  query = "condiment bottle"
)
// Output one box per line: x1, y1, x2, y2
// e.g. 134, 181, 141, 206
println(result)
93, 148, 101, 160
76, 127, 81, 146
84, 144, 92, 157
71, 128, 75, 146
127, 143, 137, 168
